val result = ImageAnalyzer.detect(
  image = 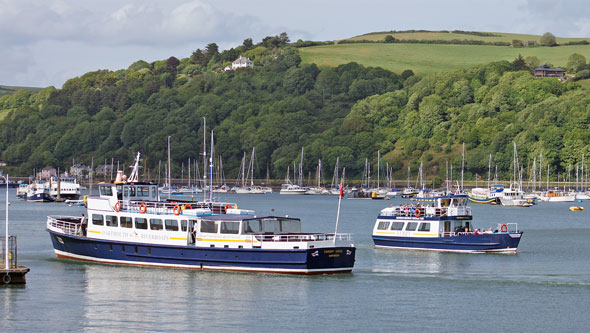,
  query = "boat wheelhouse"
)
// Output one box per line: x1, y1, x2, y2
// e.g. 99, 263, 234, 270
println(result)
46, 153, 355, 274
372, 194, 523, 253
